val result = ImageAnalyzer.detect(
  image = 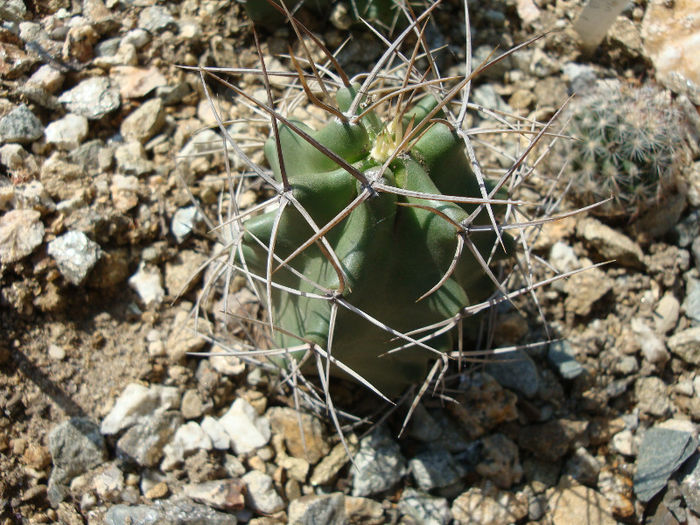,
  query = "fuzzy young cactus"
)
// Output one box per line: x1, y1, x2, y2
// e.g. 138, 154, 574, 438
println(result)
192, 2, 555, 407
561, 83, 688, 219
